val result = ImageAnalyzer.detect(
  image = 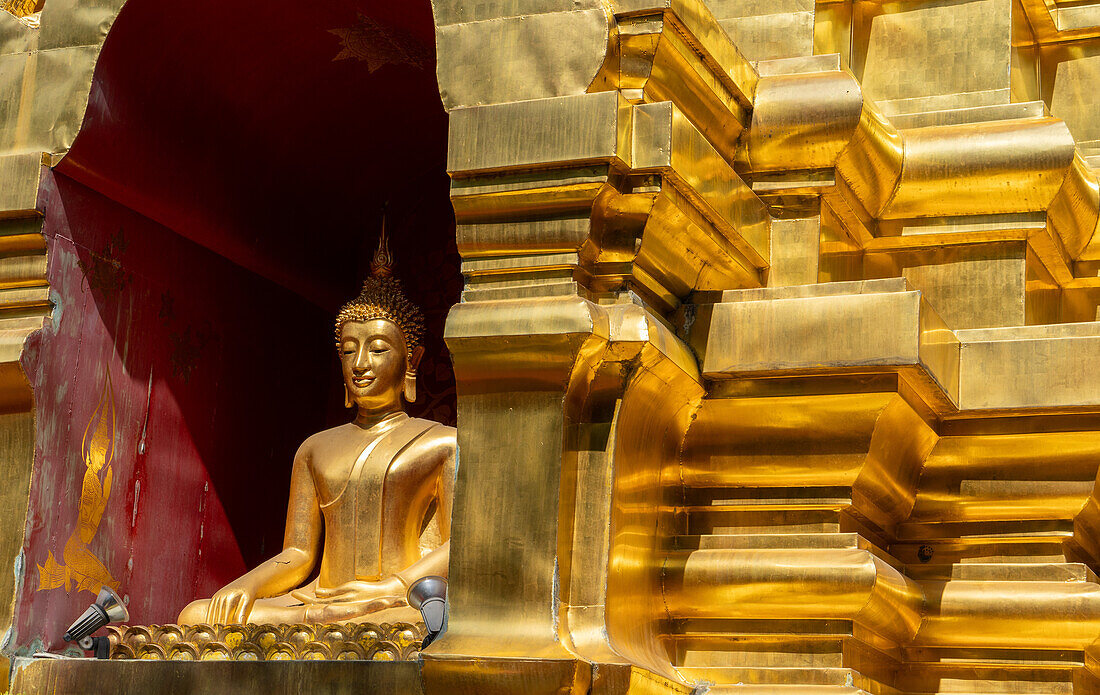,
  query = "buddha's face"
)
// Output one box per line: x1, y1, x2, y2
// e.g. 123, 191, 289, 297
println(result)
339, 319, 407, 411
